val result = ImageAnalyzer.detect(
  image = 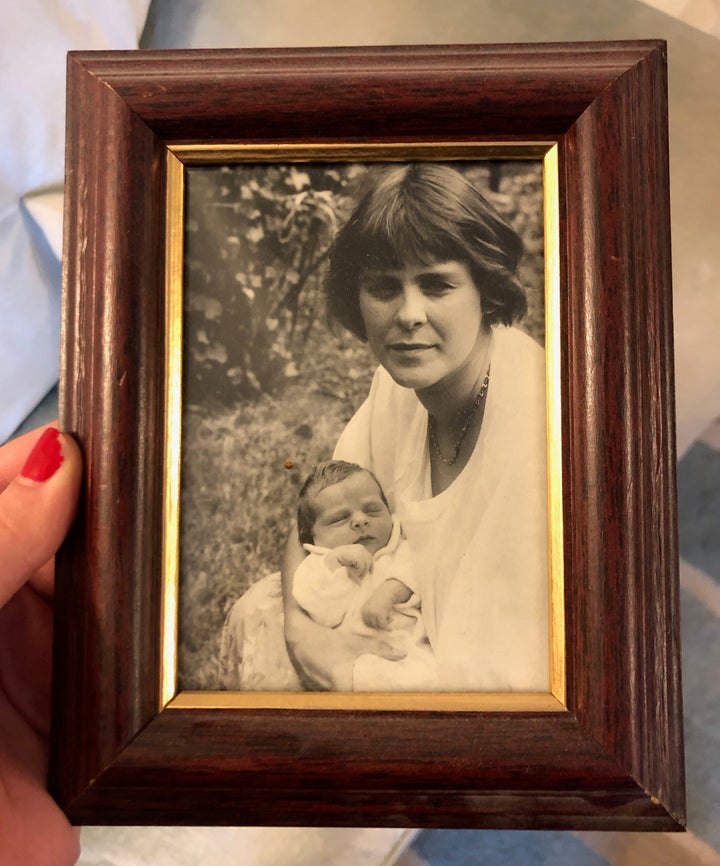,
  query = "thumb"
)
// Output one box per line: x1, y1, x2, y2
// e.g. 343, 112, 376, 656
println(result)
0, 428, 82, 607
